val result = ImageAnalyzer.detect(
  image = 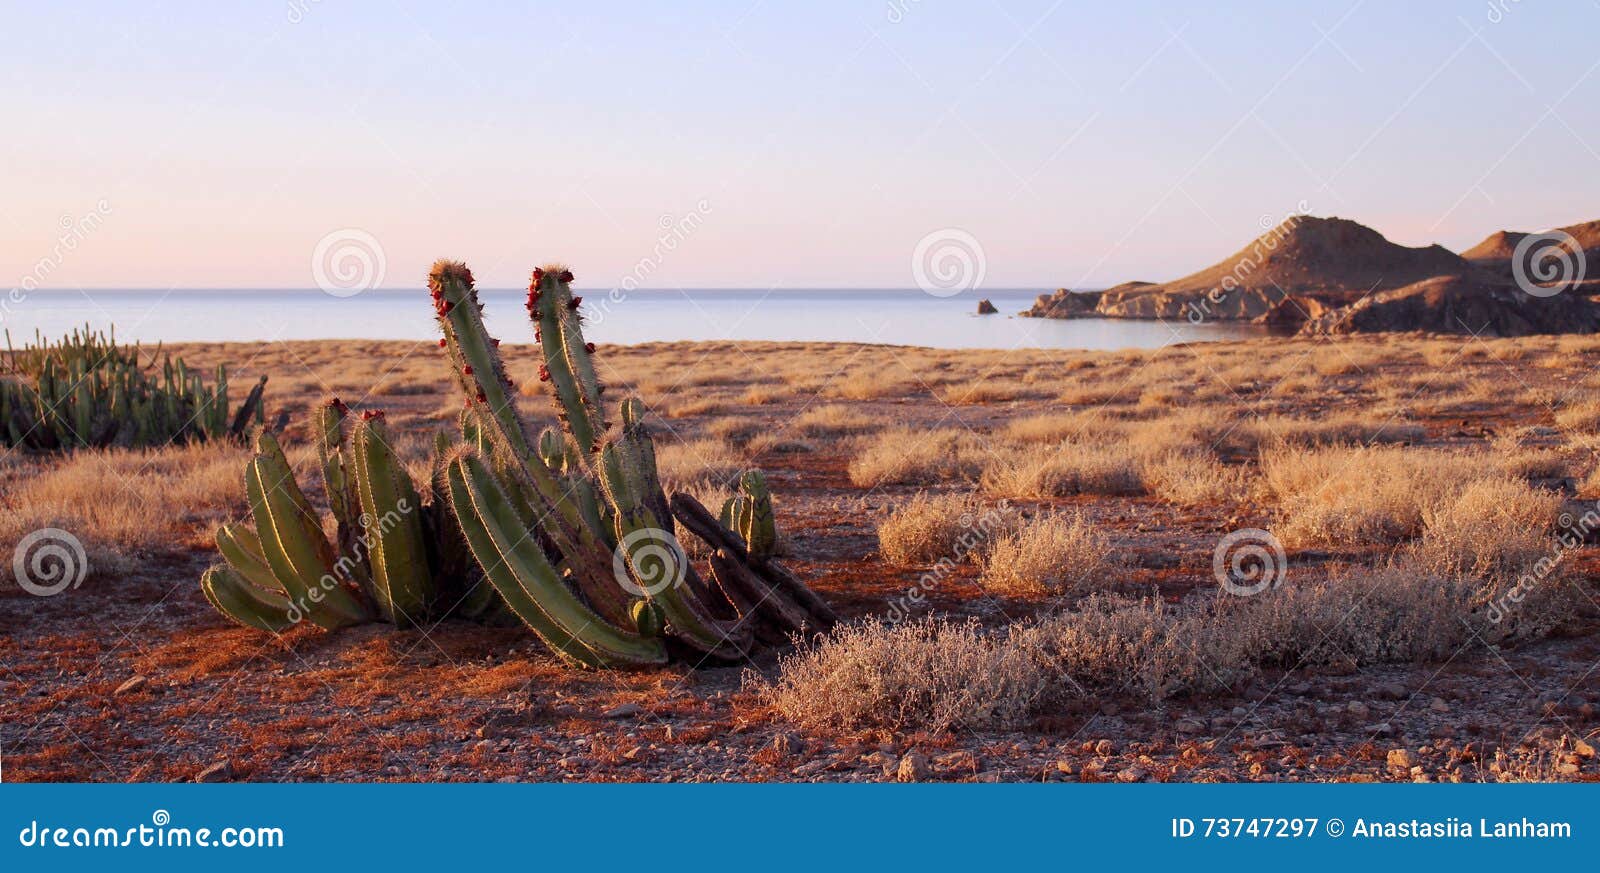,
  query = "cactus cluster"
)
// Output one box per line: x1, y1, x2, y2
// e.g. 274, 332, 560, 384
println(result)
434, 260, 835, 667
198, 259, 835, 670
200, 401, 494, 632
1, 325, 264, 451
